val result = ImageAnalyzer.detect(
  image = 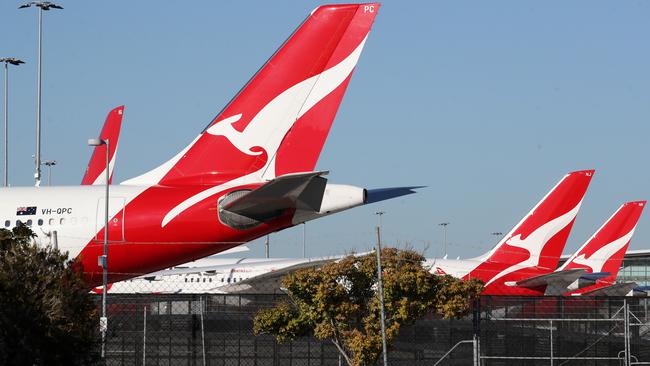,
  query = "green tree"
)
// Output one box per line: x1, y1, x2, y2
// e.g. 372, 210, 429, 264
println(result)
254, 248, 483, 366
0, 226, 99, 365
